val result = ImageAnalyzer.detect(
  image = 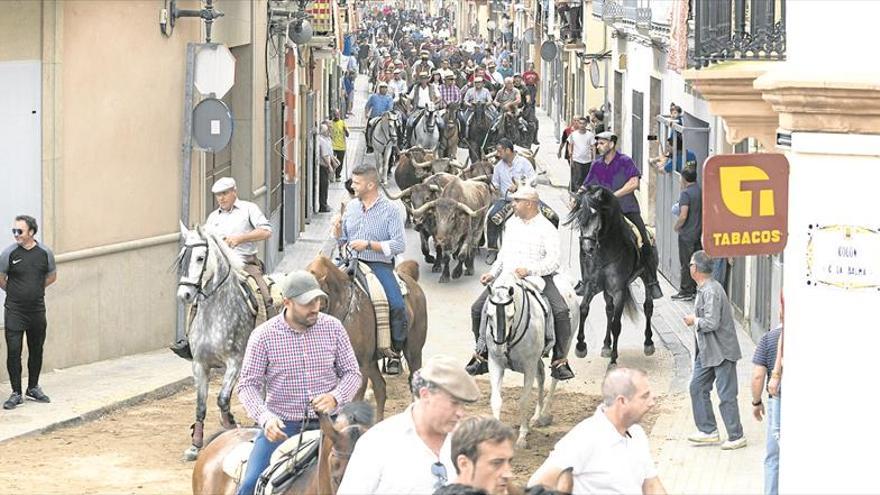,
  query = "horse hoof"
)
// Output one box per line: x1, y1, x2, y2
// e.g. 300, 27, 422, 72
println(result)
515, 437, 529, 450
601, 347, 612, 358
183, 445, 200, 462
432, 264, 443, 273
425, 255, 435, 264
607, 361, 618, 370
644, 344, 656, 356
533, 415, 553, 428
575, 342, 588, 358
439, 275, 450, 283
